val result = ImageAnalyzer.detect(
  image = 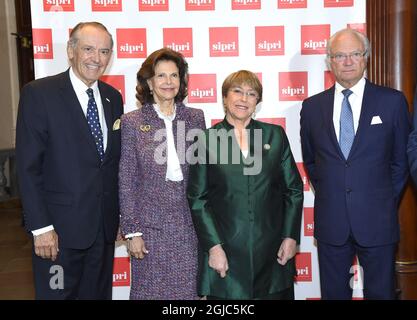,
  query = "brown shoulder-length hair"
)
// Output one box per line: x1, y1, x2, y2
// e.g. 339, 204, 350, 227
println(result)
221, 70, 262, 104
136, 48, 189, 105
